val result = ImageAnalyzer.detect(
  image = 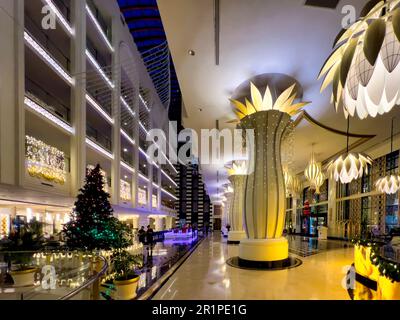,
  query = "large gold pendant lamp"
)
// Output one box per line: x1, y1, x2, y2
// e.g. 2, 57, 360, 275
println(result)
230, 81, 310, 264
304, 144, 322, 188
327, 117, 372, 184
319, 0, 400, 119
376, 117, 400, 194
